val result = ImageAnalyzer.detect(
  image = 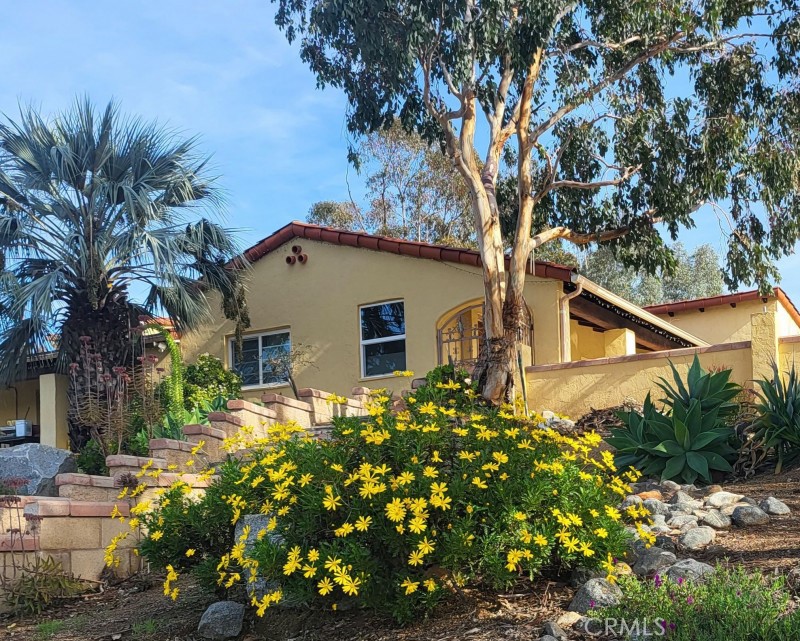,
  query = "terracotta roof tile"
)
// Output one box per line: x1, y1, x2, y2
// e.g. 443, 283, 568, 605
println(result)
239, 221, 577, 283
